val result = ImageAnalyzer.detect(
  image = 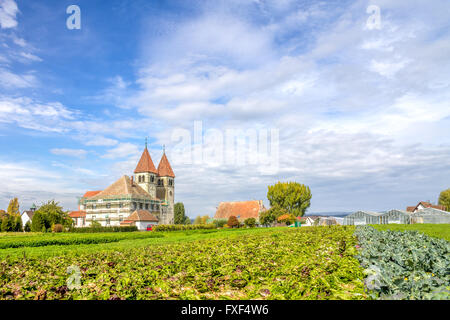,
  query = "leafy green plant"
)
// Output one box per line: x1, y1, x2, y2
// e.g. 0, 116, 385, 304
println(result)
354, 226, 450, 300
